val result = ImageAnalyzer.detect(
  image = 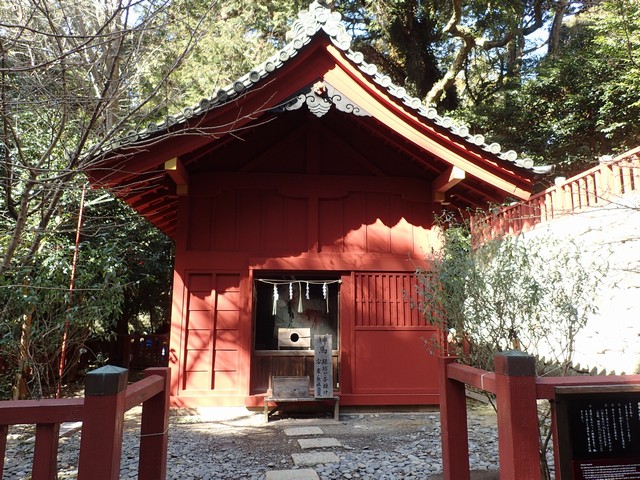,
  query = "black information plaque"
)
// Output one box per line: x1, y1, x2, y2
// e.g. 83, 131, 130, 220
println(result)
555, 385, 640, 480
